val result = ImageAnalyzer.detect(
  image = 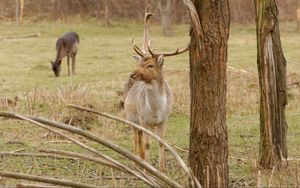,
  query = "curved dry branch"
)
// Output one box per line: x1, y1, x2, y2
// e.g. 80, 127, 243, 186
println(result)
67, 104, 201, 188
0, 171, 97, 188
0, 112, 178, 188
182, 0, 203, 52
